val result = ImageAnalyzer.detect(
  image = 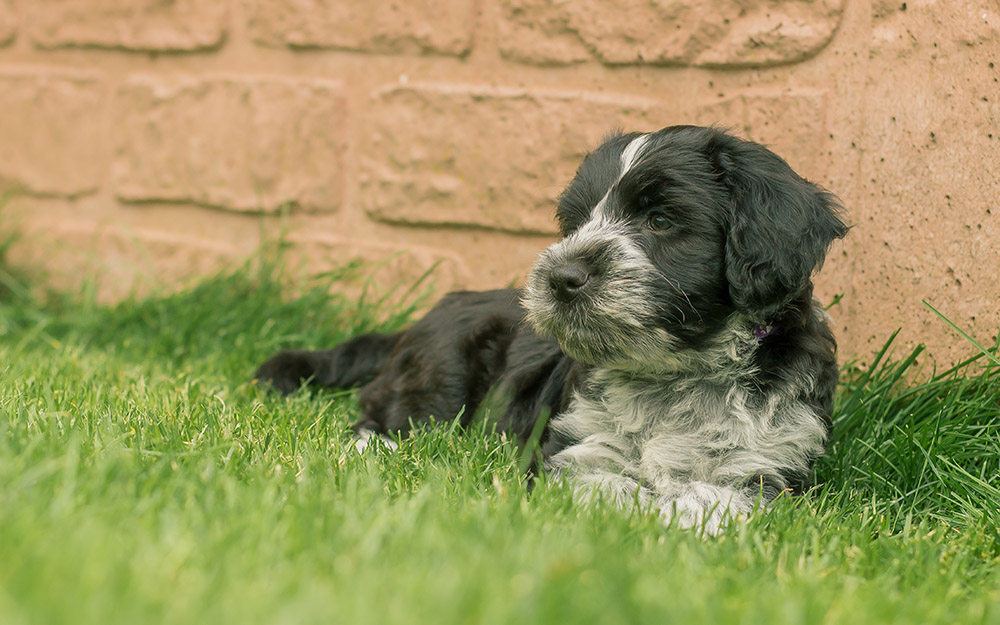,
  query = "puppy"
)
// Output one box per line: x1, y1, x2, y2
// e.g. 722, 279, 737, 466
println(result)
255, 125, 848, 533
